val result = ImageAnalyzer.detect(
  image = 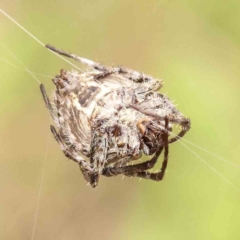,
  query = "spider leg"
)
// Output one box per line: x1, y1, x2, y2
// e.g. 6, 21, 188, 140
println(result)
50, 125, 76, 162
130, 104, 191, 144
111, 156, 132, 168
115, 67, 148, 81
46, 44, 106, 71
46, 44, 162, 89
102, 146, 164, 177
50, 125, 98, 186
90, 132, 109, 171
114, 66, 162, 86
168, 126, 189, 144
40, 84, 54, 117
124, 117, 169, 181
124, 144, 168, 181
130, 104, 190, 126
86, 132, 110, 187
